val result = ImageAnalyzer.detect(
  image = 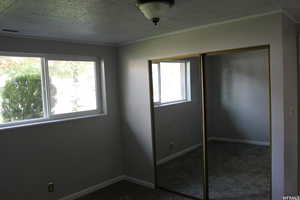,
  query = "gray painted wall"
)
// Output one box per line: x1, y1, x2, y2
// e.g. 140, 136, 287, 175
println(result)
298, 32, 300, 194
0, 36, 123, 200
282, 16, 298, 195
205, 49, 270, 143
154, 57, 202, 161
118, 13, 298, 199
